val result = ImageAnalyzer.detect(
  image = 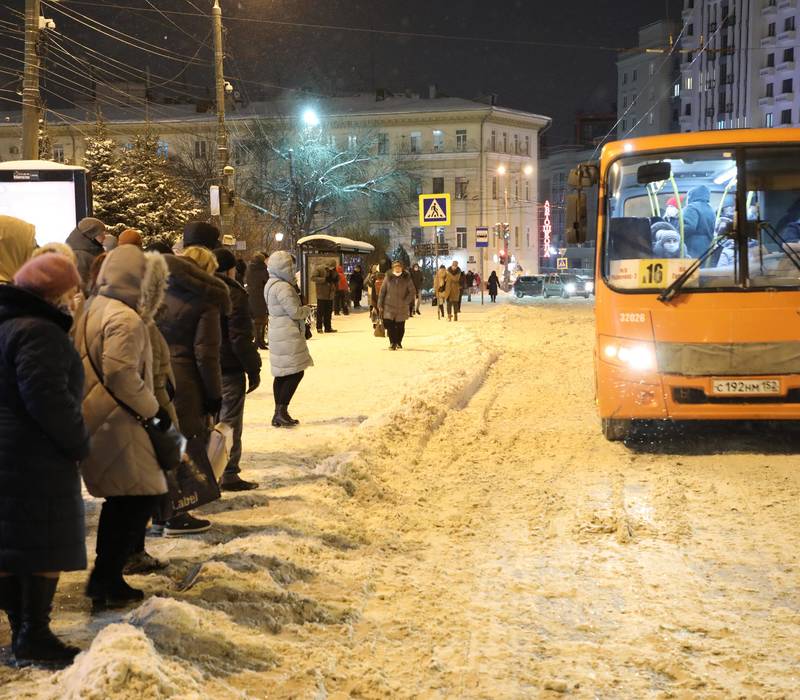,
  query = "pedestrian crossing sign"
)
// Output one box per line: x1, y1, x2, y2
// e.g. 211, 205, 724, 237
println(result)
419, 194, 451, 227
